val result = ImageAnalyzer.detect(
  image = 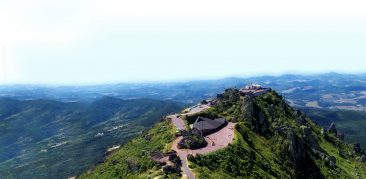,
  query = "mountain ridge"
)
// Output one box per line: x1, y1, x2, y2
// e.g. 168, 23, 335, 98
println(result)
79, 88, 366, 179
